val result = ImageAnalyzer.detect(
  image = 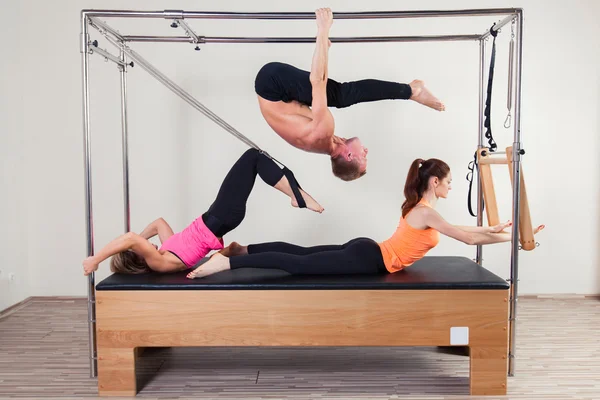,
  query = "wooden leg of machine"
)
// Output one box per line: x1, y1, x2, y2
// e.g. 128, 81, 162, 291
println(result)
477, 148, 501, 227
469, 345, 508, 395
98, 347, 137, 397
506, 146, 535, 250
